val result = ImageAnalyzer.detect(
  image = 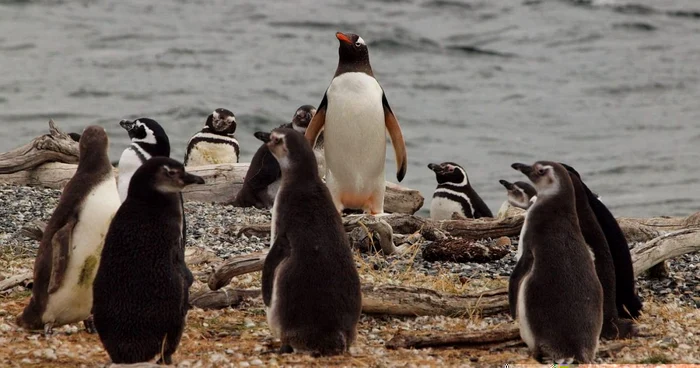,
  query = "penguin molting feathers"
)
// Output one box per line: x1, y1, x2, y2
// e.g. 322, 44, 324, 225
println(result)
428, 162, 492, 220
